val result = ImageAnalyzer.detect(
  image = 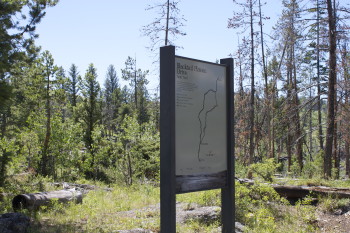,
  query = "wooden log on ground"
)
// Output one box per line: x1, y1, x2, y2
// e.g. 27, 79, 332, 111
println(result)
12, 188, 83, 211
272, 185, 350, 199
51, 182, 113, 193
236, 177, 350, 200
